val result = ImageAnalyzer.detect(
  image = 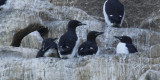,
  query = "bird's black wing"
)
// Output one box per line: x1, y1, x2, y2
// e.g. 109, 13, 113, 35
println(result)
126, 44, 138, 53
36, 49, 44, 58
78, 42, 87, 56
78, 41, 98, 56
58, 33, 77, 55
36, 40, 50, 58
36, 38, 57, 58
